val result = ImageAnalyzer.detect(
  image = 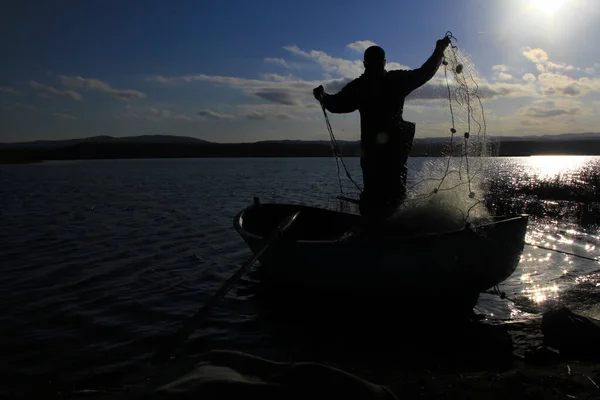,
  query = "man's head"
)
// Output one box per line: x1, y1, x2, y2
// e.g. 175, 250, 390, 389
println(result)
363, 46, 386, 73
